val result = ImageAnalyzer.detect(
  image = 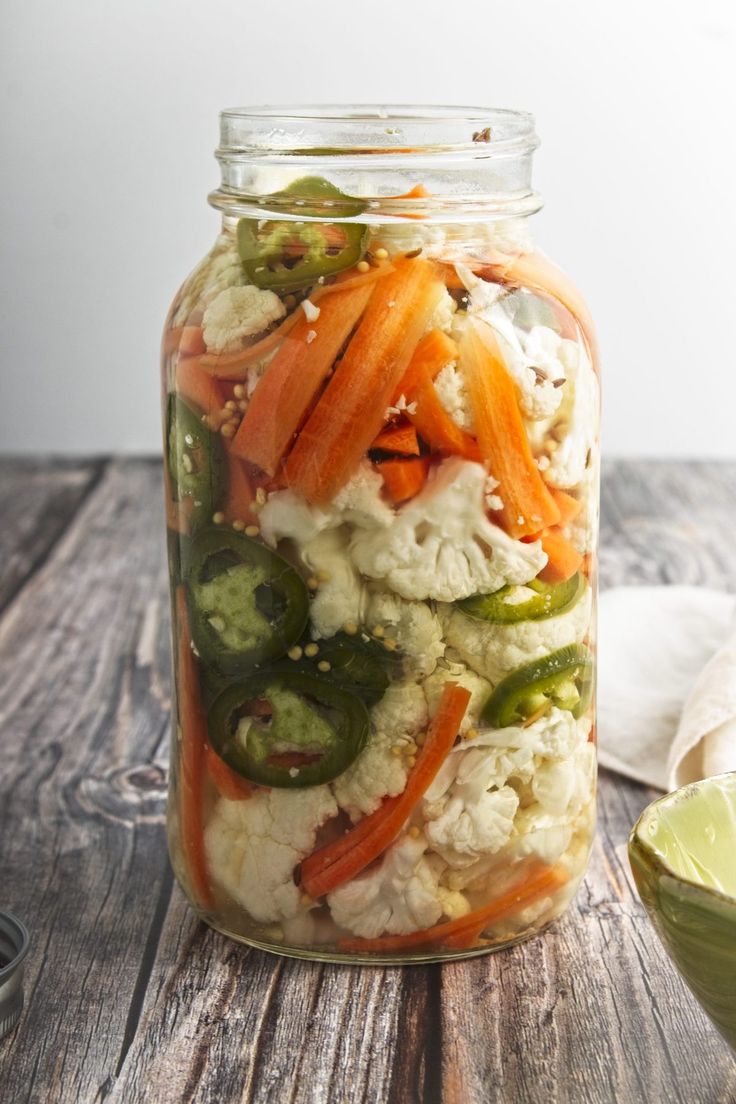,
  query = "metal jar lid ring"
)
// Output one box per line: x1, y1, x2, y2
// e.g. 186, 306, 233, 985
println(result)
0, 911, 30, 1040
